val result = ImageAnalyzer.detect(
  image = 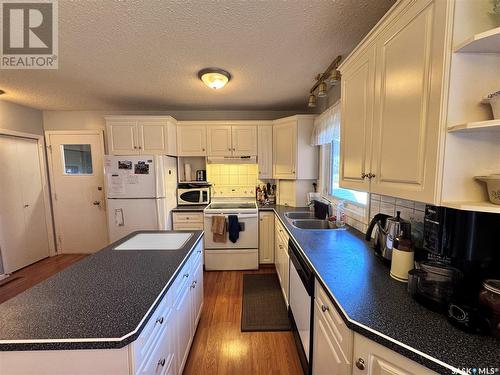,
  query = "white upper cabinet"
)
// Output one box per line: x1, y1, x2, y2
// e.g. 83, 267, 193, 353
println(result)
106, 120, 139, 155
232, 125, 258, 156
177, 124, 207, 156
273, 115, 318, 180
206, 123, 258, 157
370, 0, 446, 203
338, 0, 449, 204
340, 44, 375, 192
258, 125, 273, 179
105, 116, 177, 156
207, 125, 232, 156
